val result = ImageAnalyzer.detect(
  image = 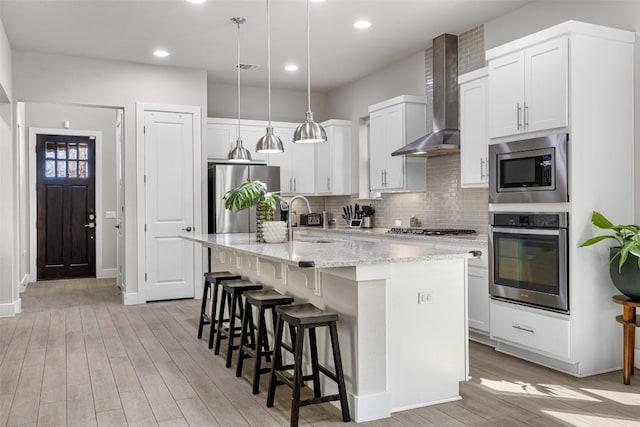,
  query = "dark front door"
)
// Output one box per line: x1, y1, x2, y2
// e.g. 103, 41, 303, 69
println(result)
36, 134, 96, 279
